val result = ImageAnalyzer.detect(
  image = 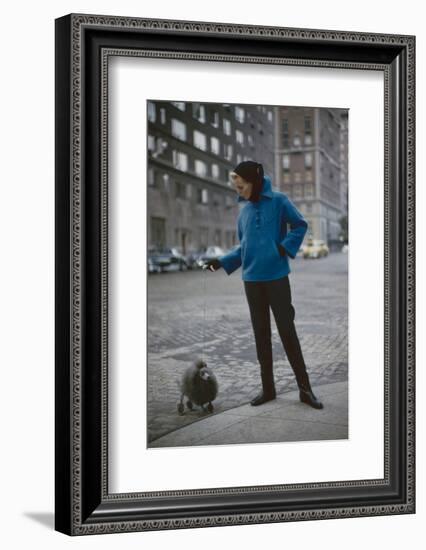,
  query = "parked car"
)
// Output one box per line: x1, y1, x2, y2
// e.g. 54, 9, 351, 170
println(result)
302, 238, 329, 259
148, 247, 188, 273
183, 248, 205, 270
148, 256, 162, 274
196, 246, 226, 268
